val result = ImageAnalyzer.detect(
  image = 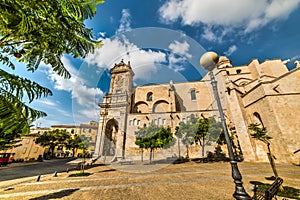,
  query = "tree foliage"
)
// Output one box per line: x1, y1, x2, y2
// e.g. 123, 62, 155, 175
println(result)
0, 0, 103, 148
66, 134, 82, 157
248, 123, 278, 177
135, 124, 175, 163
176, 114, 224, 158
35, 129, 71, 158
248, 123, 272, 145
